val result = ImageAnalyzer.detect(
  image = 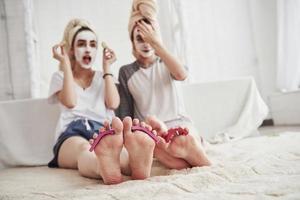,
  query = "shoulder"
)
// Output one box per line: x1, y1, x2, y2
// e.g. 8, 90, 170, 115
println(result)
50, 71, 64, 83
52, 70, 64, 77
119, 61, 139, 80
